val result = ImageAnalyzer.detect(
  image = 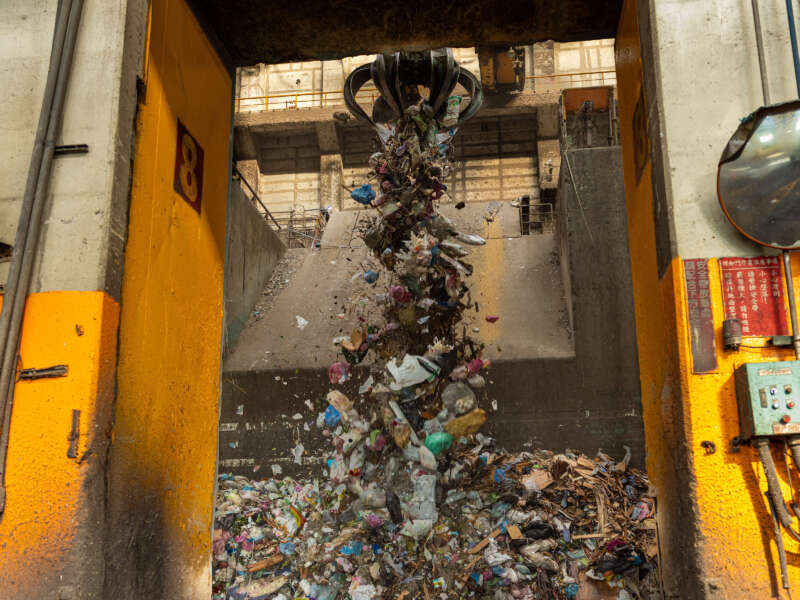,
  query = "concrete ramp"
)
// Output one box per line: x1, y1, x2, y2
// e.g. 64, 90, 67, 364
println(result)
224, 203, 572, 373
